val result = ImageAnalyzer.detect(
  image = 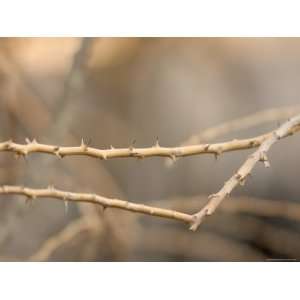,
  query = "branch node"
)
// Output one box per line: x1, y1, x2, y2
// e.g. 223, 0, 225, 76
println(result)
235, 173, 246, 185
259, 151, 270, 168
